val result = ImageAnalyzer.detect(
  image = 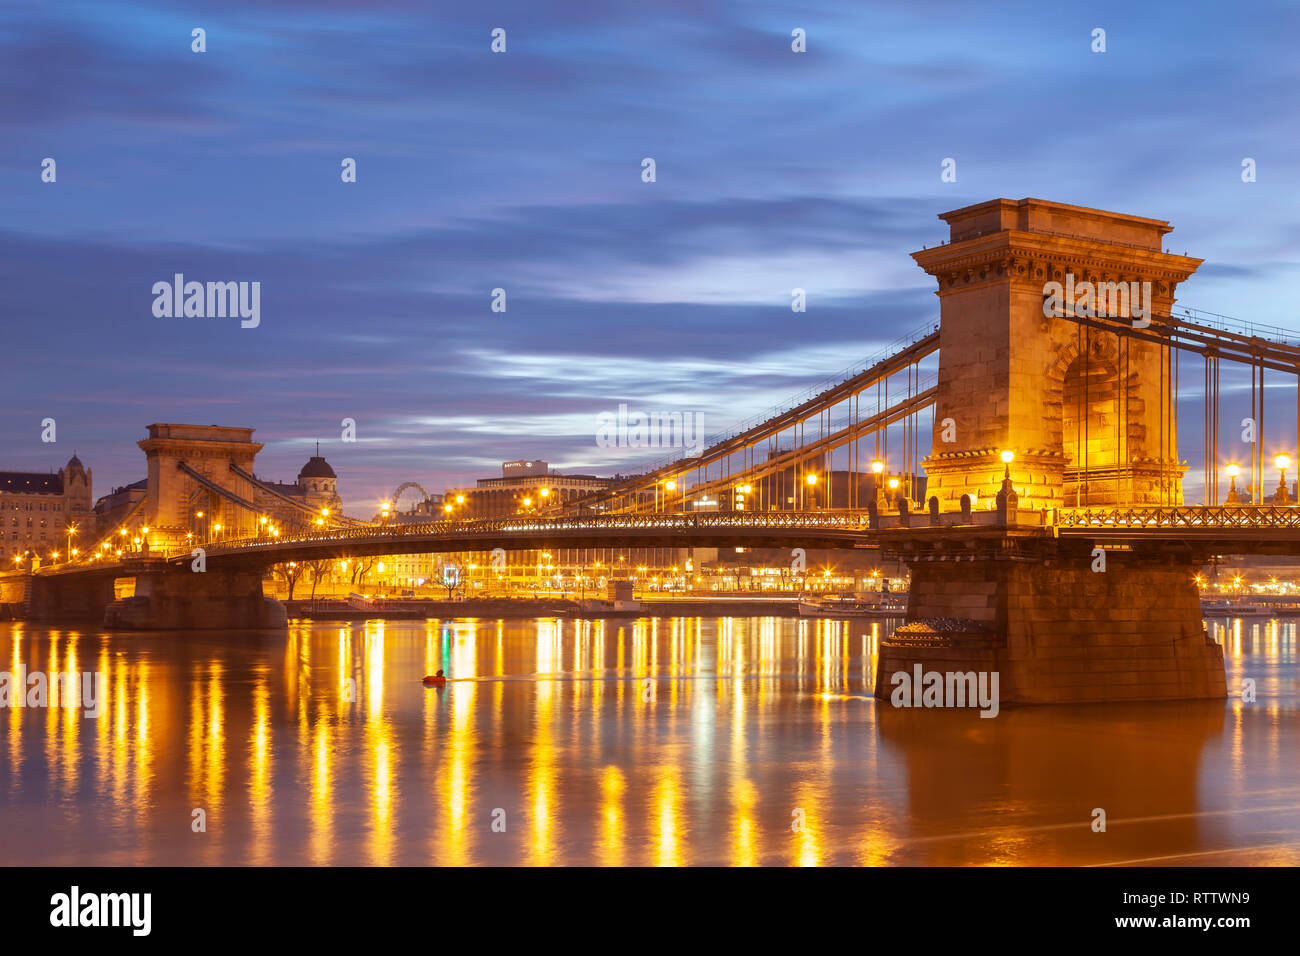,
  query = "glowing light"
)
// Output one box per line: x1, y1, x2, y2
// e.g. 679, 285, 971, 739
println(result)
806, 472, 818, 485
1226, 463, 1240, 477
1276, 454, 1291, 471
871, 459, 884, 474
887, 478, 900, 489
665, 479, 677, 491
1000, 450, 1014, 464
